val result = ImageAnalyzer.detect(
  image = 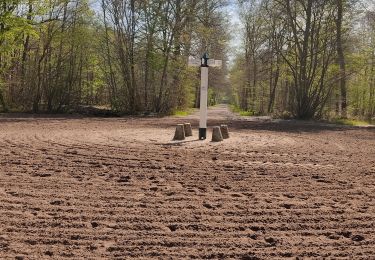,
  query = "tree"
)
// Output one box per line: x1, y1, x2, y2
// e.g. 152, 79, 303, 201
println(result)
336, 0, 347, 118
0, 0, 30, 111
